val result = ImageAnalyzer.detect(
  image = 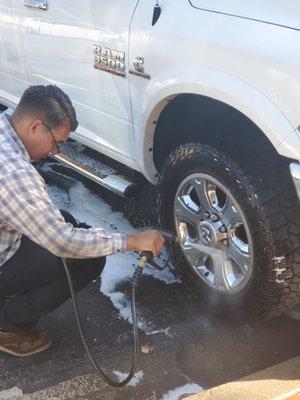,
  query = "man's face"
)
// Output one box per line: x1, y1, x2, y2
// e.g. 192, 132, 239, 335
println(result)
25, 119, 71, 162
